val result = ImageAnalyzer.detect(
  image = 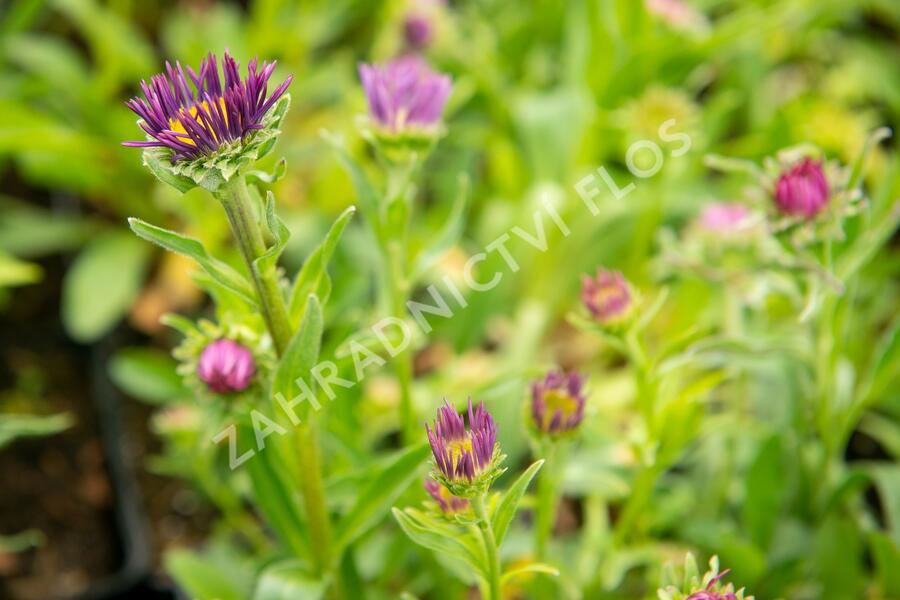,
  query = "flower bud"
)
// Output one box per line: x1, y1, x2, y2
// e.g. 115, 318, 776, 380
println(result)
426, 398, 505, 497
404, 13, 434, 50
424, 478, 468, 515
774, 158, 829, 219
197, 339, 256, 393
581, 268, 634, 327
530, 370, 587, 437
